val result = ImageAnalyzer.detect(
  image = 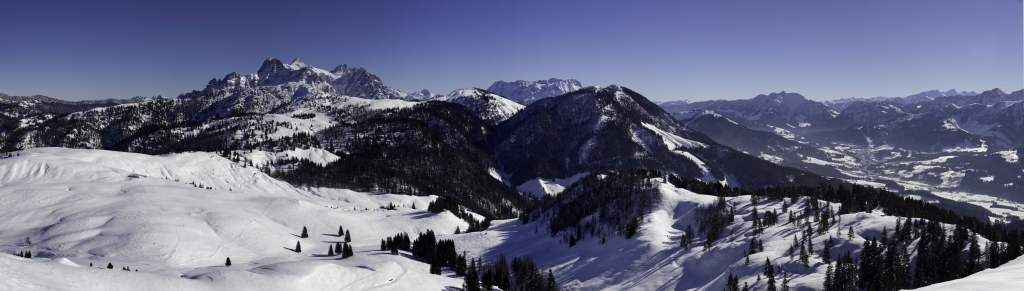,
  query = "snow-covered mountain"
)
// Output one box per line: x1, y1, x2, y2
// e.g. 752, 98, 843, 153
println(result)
434, 88, 524, 125
660, 91, 839, 132
485, 78, 582, 105
825, 89, 979, 110
2, 58, 1022, 290
660, 88, 1024, 204
1, 149, 1014, 290
484, 85, 832, 188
